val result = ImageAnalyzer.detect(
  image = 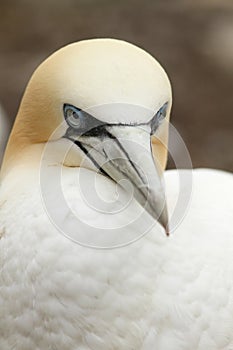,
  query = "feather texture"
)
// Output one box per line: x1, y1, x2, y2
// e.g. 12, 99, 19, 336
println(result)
0, 168, 233, 349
